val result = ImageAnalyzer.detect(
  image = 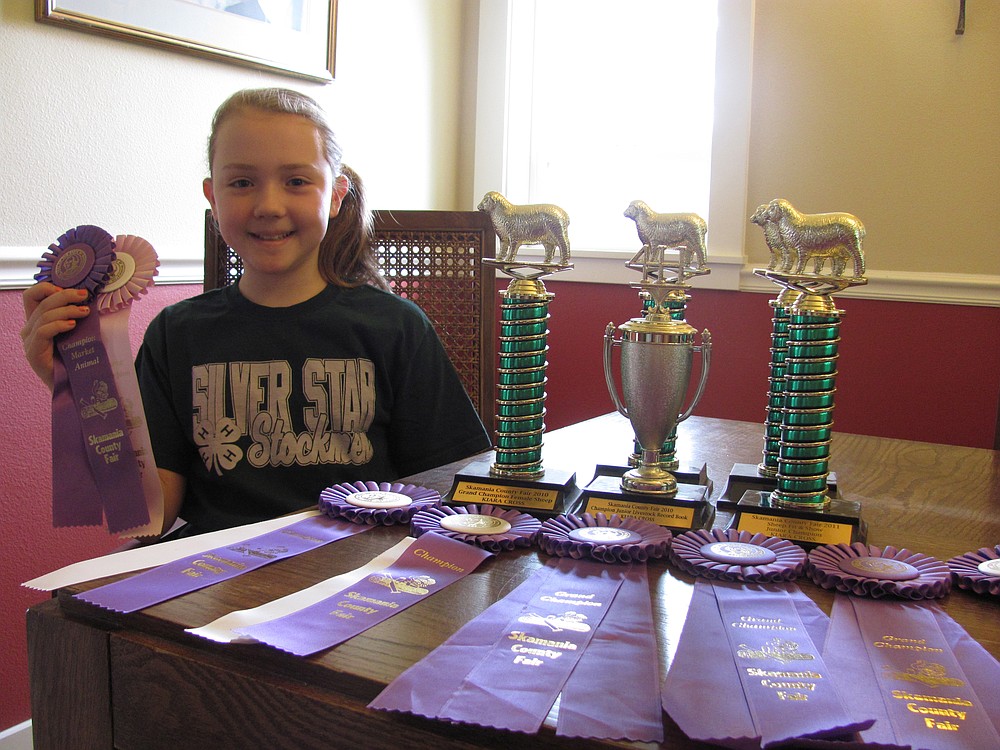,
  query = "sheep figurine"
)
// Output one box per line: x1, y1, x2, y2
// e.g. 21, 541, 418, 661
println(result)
751, 202, 793, 271
477, 191, 571, 264
623, 201, 709, 271
762, 199, 866, 278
